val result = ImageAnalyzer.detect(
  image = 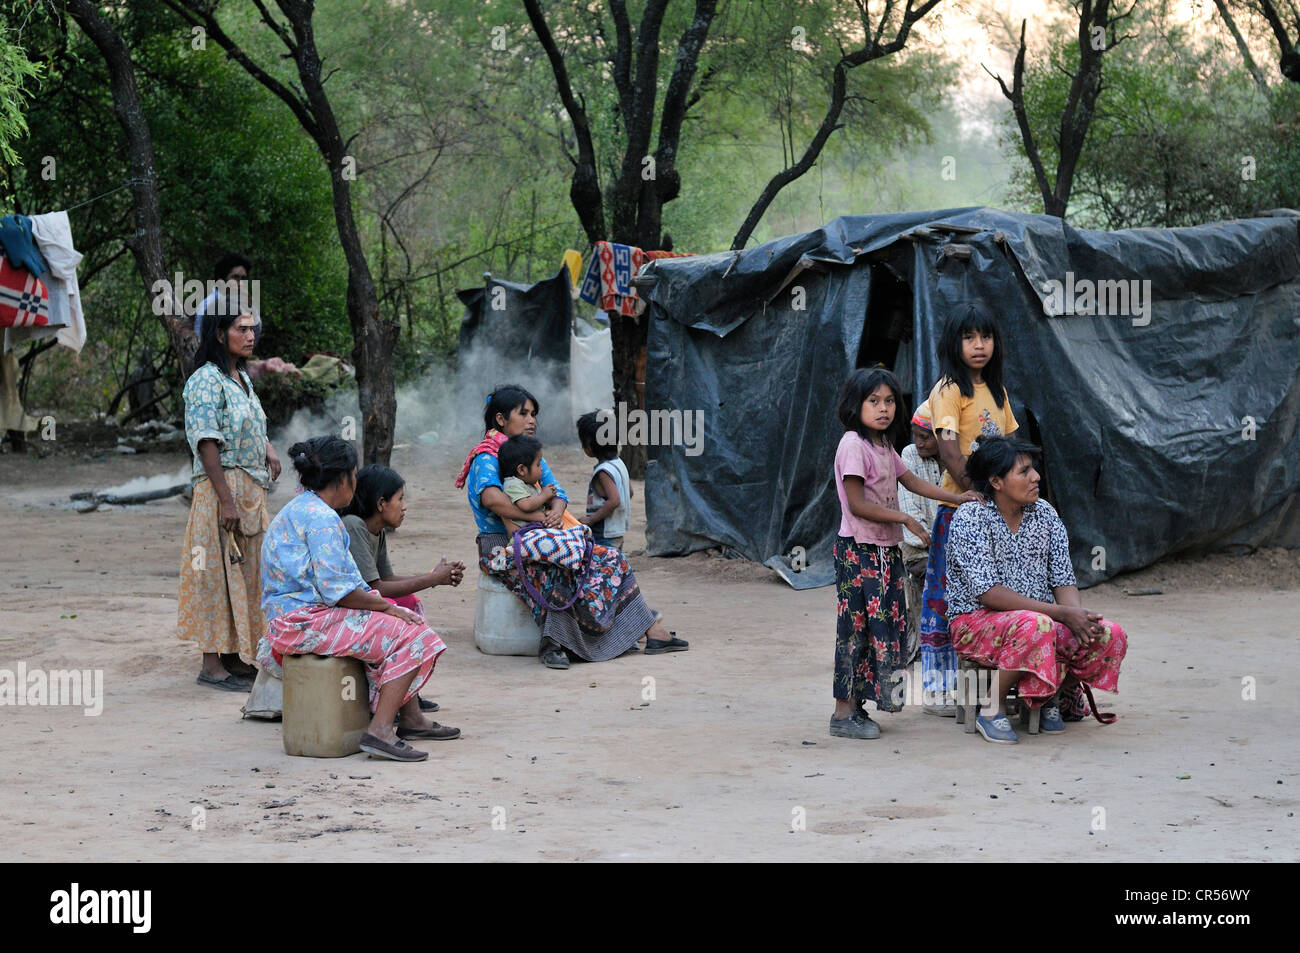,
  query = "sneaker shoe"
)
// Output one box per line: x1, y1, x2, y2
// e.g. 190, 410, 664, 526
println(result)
540, 646, 570, 670
975, 713, 1019, 744
1039, 704, 1065, 732
830, 714, 881, 739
